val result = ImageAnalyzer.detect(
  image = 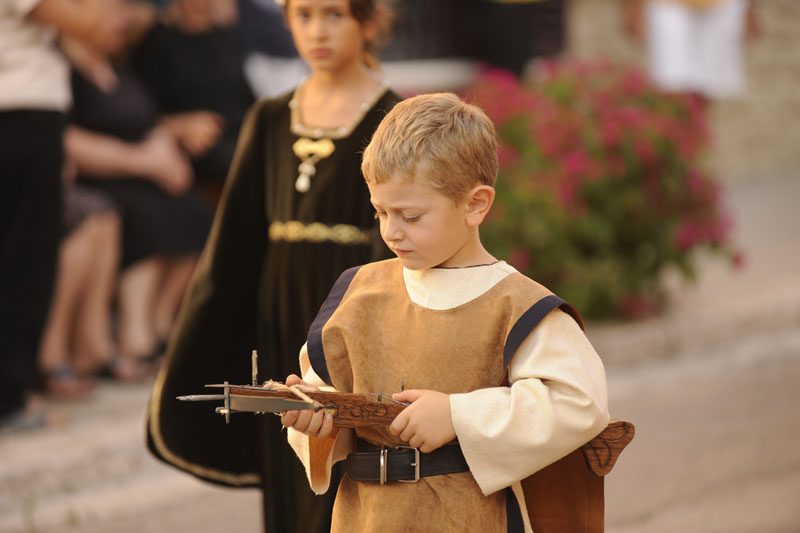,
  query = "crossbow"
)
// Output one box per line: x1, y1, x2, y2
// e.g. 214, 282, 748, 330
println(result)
178, 351, 634, 475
